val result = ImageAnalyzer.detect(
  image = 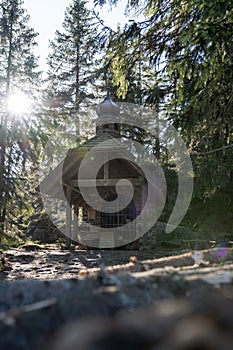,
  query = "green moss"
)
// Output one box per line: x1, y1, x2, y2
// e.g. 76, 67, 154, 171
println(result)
181, 191, 233, 236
